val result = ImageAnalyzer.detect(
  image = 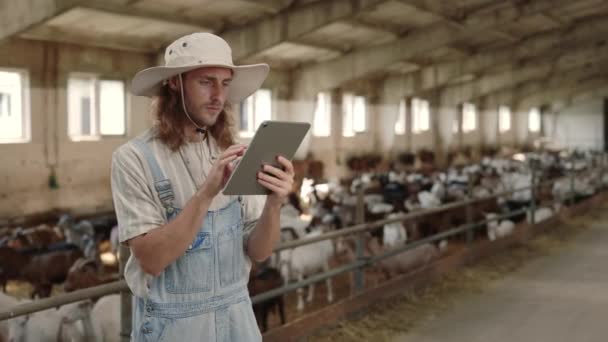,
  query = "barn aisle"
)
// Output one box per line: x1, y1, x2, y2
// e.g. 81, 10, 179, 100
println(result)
392, 214, 608, 342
